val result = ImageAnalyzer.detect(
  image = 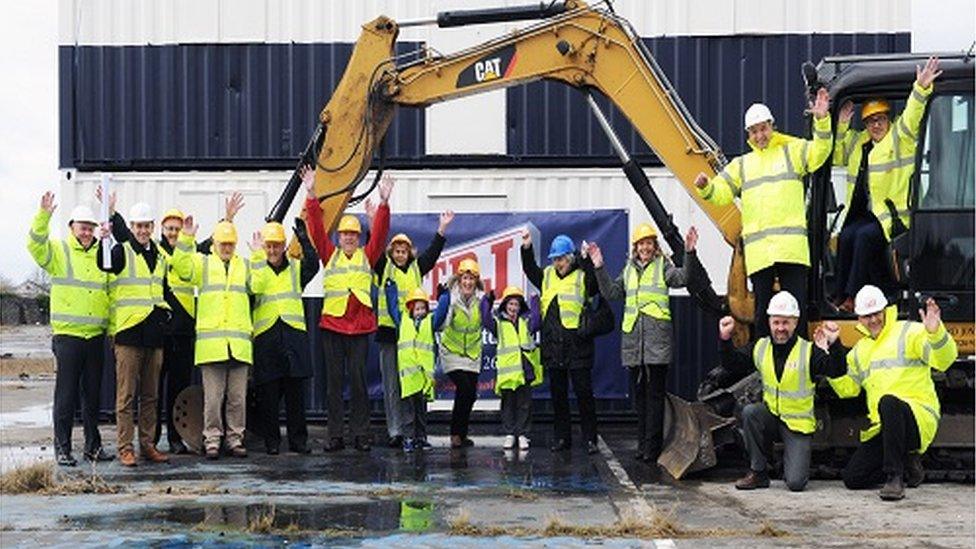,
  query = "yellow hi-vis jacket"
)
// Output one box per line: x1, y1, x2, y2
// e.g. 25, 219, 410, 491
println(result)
541, 266, 585, 329
321, 247, 372, 317
698, 115, 833, 275
754, 337, 816, 434
376, 260, 421, 329
622, 255, 670, 330
108, 240, 170, 336
27, 209, 108, 338
159, 244, 196, 317
172, 232, 253, 365
397, 314, 436, 401
828, 306, 957, 452
494, 316, 542, 394
249, 251, 306, 338
833, 82, 933, 240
